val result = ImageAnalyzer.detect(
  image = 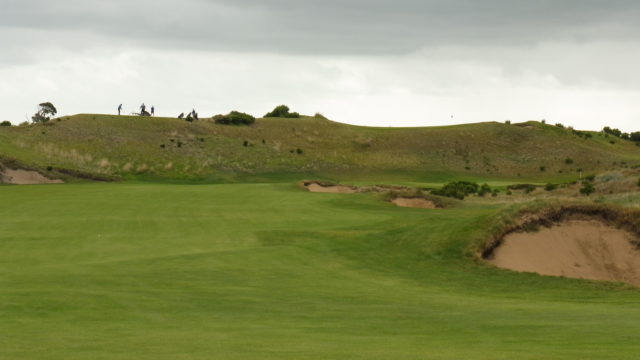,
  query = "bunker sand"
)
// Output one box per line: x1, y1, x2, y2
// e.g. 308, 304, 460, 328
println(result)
488, 220, 640, 286
0, 168, 63, 185
392, 197, 437, 209
305, 183, 356, 193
